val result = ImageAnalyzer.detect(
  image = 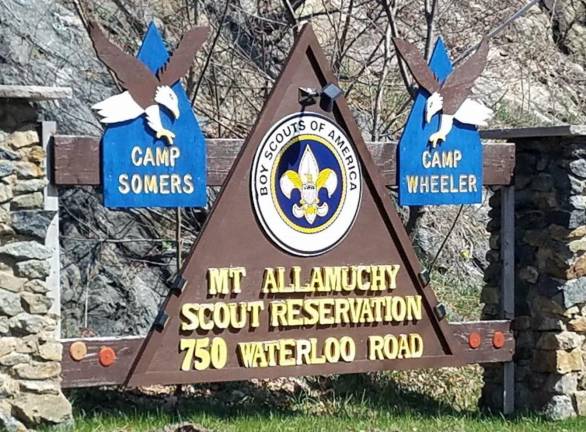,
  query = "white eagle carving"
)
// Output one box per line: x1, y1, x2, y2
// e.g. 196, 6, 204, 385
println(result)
393, 38, 493, 147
